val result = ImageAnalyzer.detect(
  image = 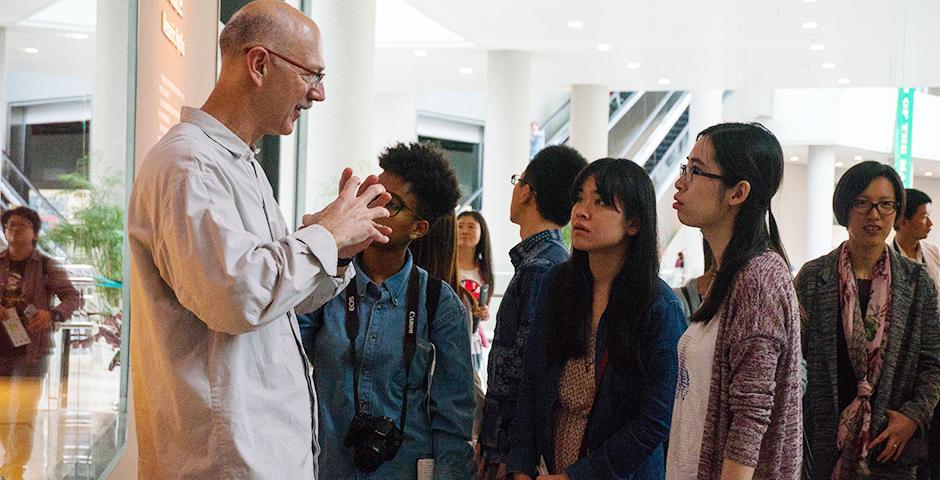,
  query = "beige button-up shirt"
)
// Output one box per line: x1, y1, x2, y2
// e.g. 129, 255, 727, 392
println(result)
128, 107, 353, 479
